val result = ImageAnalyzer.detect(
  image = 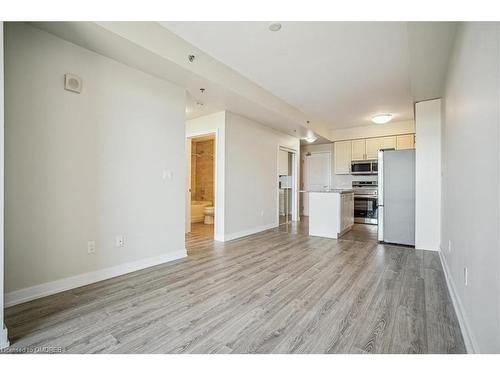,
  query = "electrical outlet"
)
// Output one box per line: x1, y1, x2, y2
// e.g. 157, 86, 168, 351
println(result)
464, 267, 468, 286
448, 240, 452, 253
87, 241, 96, 254
116, 235, 125, 248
